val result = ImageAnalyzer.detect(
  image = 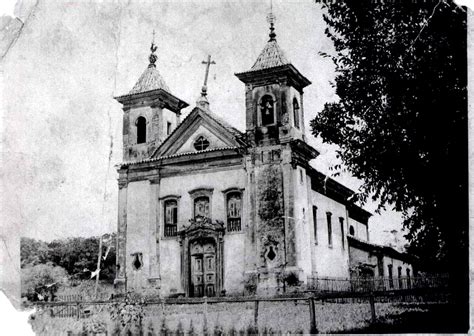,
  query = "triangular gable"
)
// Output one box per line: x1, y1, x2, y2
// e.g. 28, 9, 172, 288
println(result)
151, 107, 245, 159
